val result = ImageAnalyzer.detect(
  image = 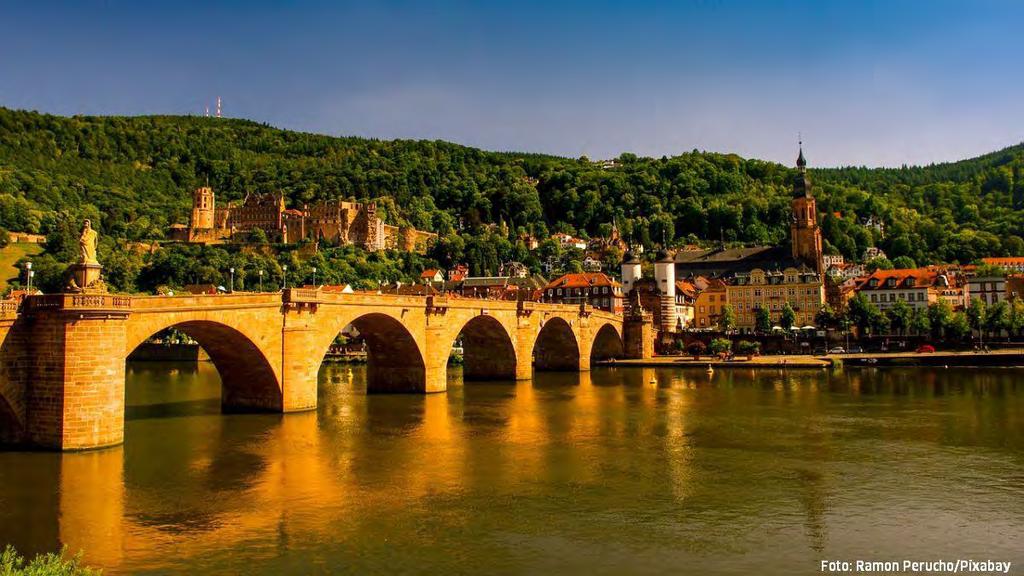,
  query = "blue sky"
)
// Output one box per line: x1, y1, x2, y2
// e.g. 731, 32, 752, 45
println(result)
1, 0, 1021, 167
